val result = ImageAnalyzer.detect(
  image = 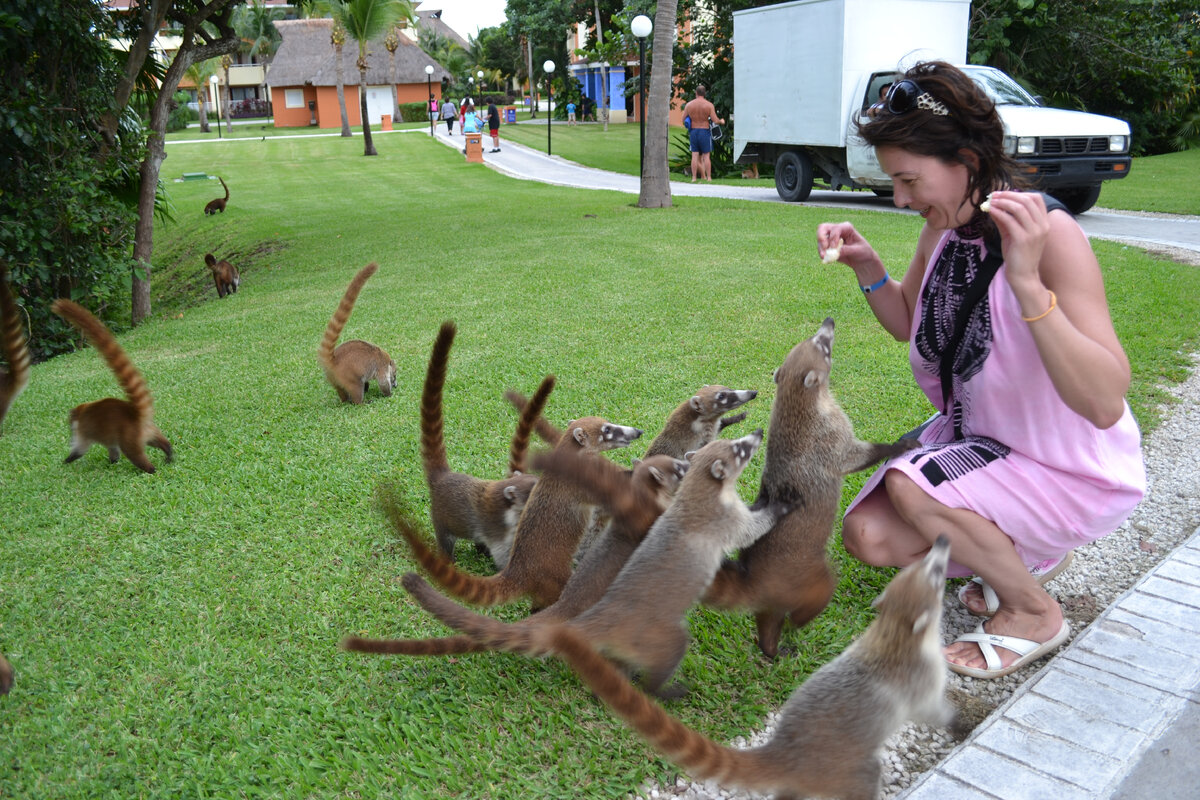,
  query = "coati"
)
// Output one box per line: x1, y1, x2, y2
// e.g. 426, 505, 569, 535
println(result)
549, 535, 954, 800
389, 415, 643, 610
317, 262, 397, 404
506, 384, 756, 458
0, 269, 31, 433
342, 452, 688, 657
0, 653, 11, 694
51, 299, 173, 474
702, 318, 920, 658
421, 320, 549, 568
400, 431, 789, 698
203, 176, 229, 215
204, 253, 240, 298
